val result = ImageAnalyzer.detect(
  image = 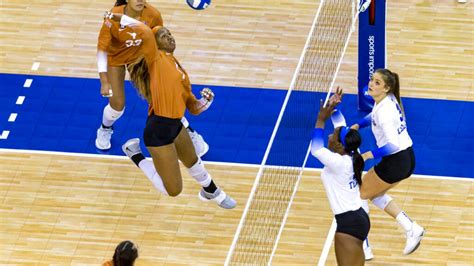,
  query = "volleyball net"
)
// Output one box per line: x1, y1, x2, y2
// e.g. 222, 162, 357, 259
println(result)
225, 0, 371, 265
